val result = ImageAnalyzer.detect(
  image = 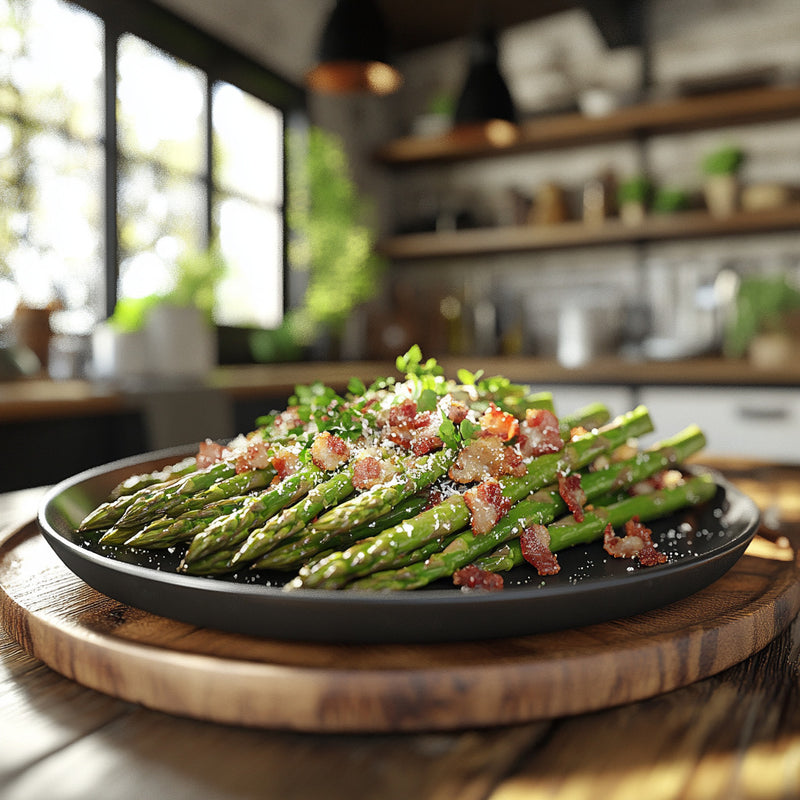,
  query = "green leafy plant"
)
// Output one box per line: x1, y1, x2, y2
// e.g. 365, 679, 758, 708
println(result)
108, 246, 226, 332
724, 274, 800, 358
652, 186, 690, 214
280, 125, 386, 350
616, 175, 652, 206
701, 144, 744, 176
